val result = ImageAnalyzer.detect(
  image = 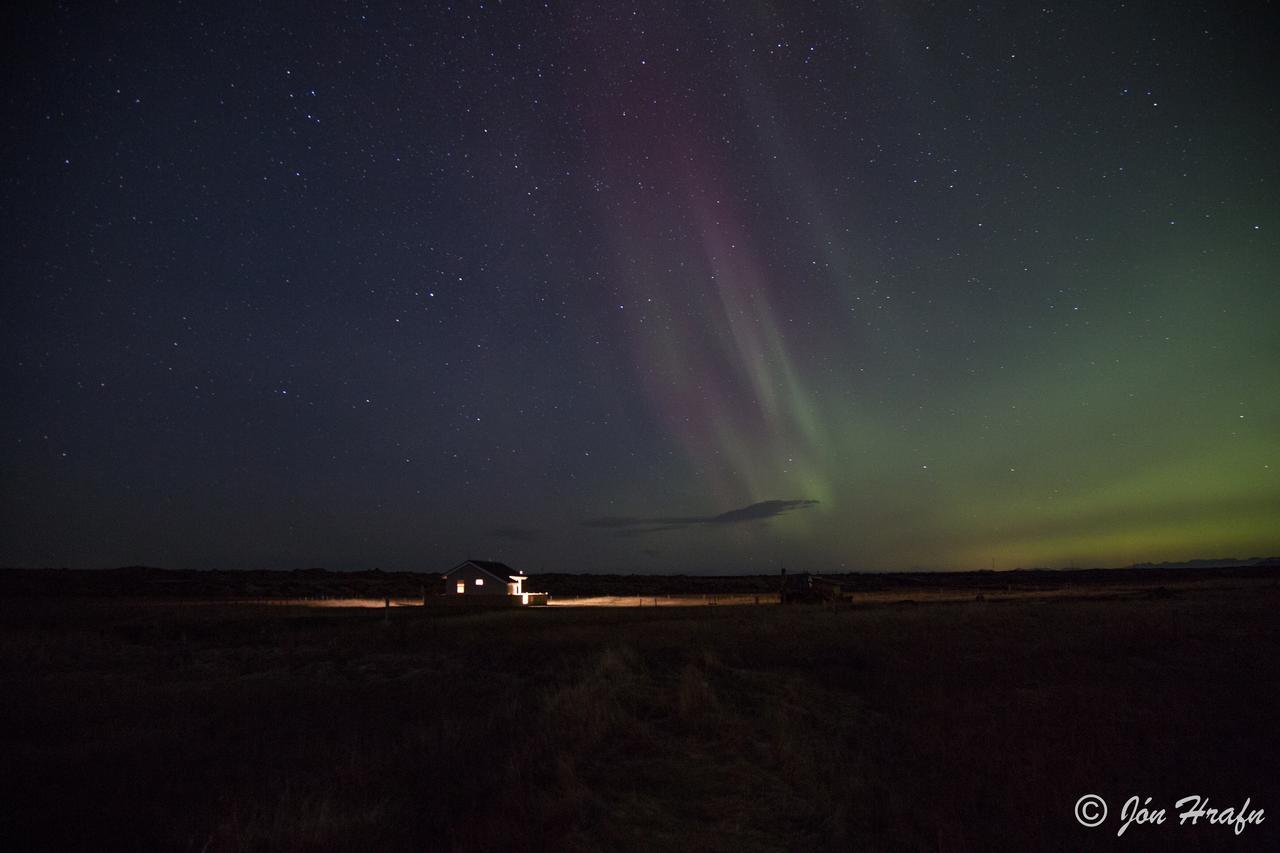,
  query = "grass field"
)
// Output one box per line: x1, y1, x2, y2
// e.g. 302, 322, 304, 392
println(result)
1, 577, 1277, 851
